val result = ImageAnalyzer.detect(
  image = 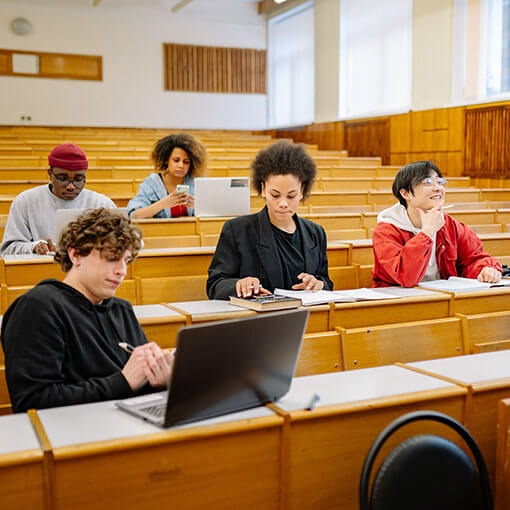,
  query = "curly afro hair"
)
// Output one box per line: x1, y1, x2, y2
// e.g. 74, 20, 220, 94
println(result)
54, 208, 142, 272
152, 133, 207, 177
251, 140, 316, 200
